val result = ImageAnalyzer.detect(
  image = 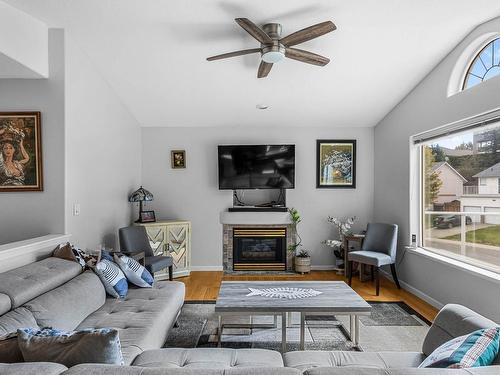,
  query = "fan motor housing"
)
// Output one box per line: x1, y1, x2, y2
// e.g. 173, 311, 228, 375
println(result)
262, 23, 282, 40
